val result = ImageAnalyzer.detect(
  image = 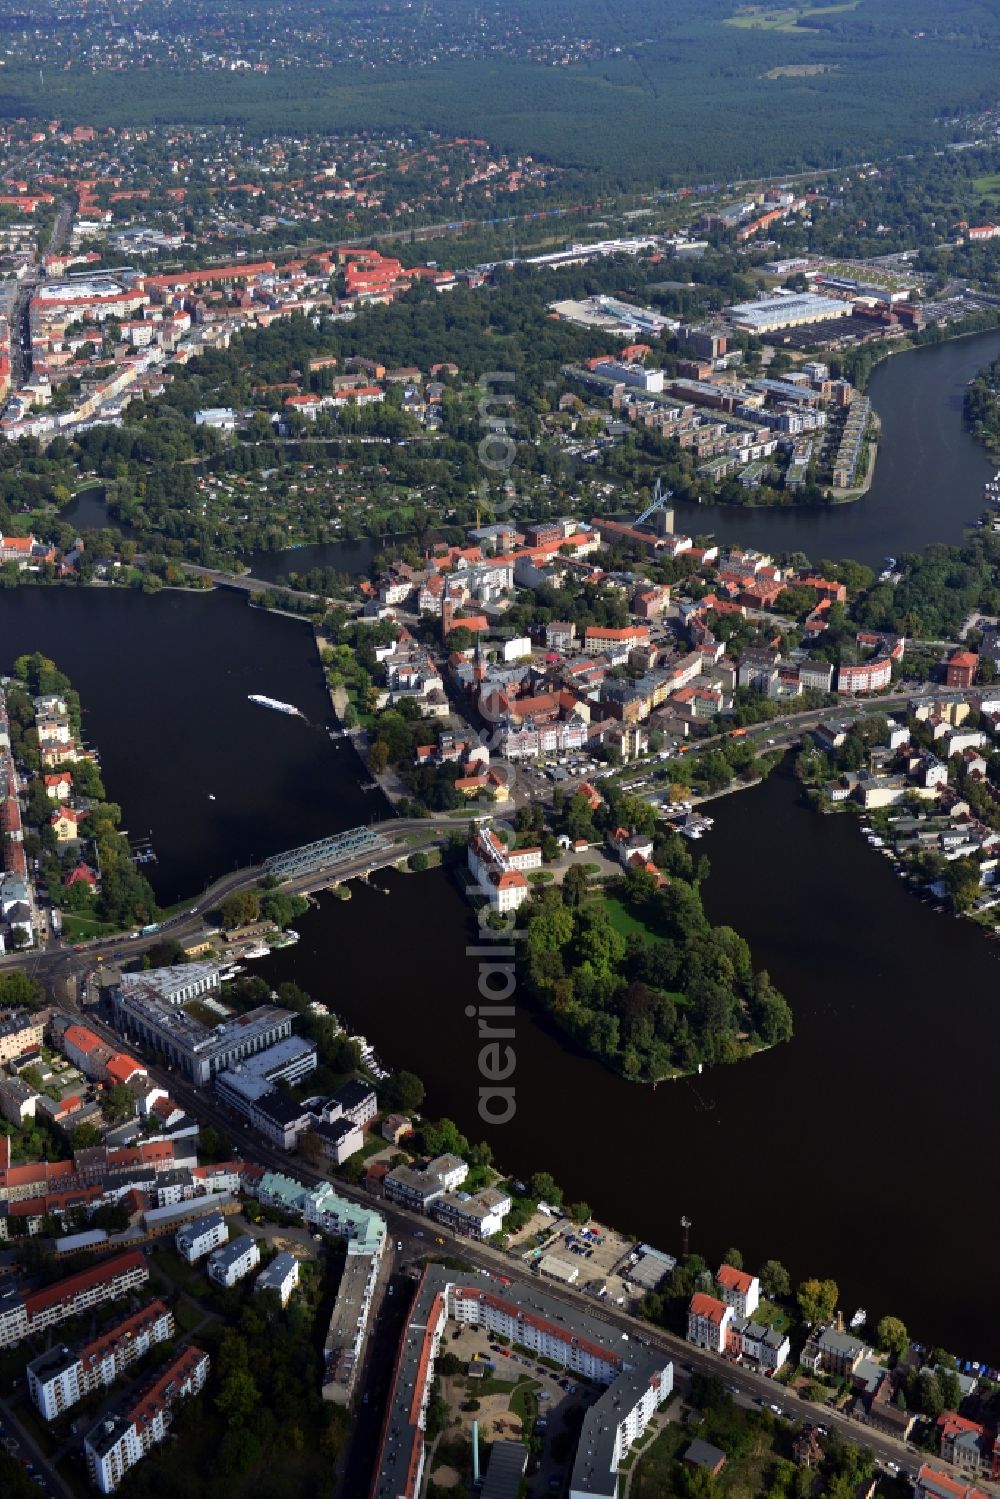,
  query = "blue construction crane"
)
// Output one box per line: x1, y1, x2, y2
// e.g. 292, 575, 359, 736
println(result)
635, 477, 673, 528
